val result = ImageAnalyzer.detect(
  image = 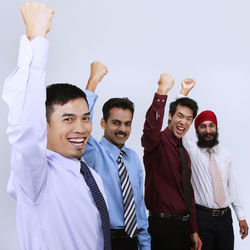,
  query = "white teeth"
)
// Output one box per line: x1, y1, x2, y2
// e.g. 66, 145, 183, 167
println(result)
177, 127, 185, 131
68, 138, 85, 143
